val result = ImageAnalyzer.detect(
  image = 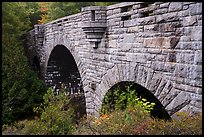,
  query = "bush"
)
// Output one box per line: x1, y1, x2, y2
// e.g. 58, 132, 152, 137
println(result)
74, 83, 202, 135
2, 2, 47, 125
101, 83, 155, 114
74, 107, 202, 135
74, 104, 152, 135
147, 111, 202, 135
3, 87, 76, 135
74, 84, 155, 135
3, 84, 202, 135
